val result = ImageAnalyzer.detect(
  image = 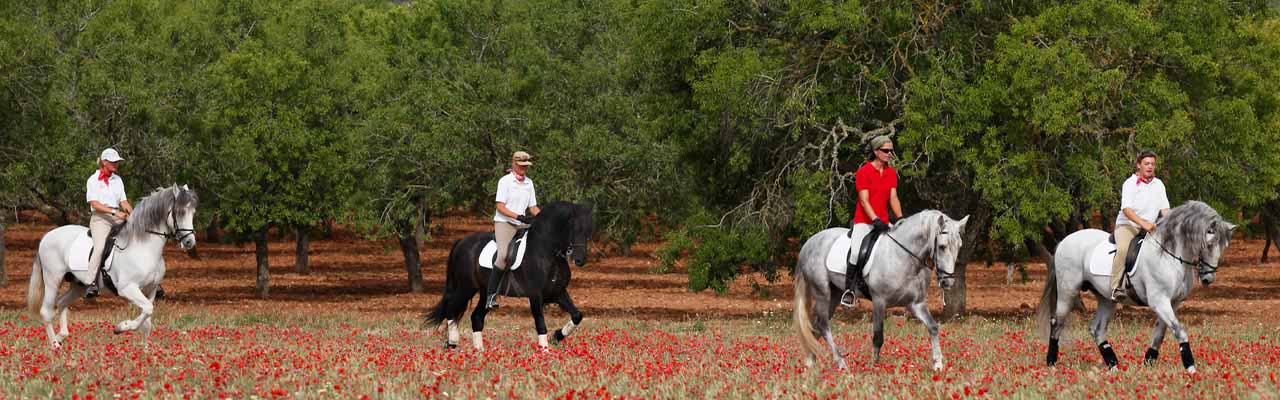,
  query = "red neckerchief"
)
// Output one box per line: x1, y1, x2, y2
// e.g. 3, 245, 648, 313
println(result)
98, 168, 112, 185
1136, 174, 1154, 186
